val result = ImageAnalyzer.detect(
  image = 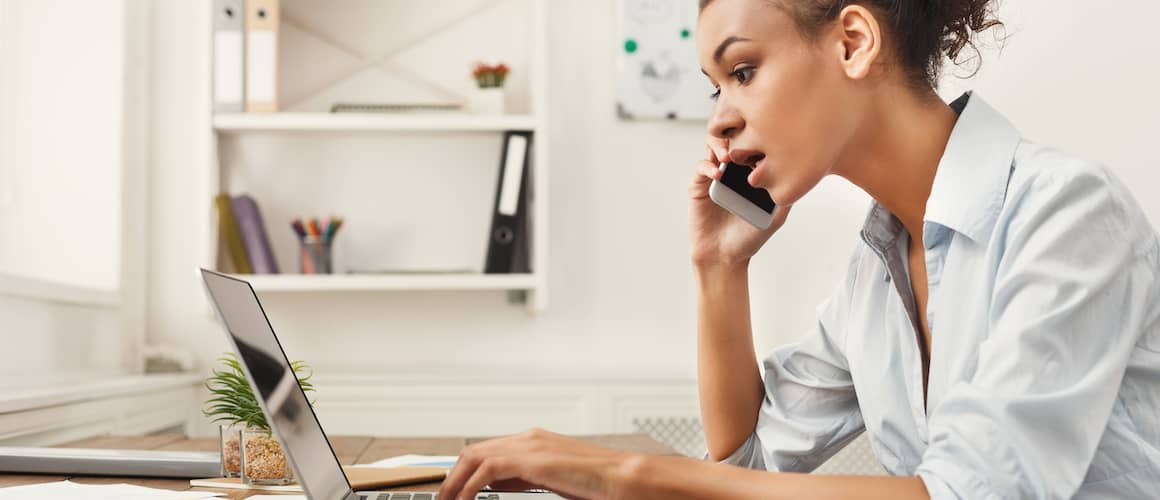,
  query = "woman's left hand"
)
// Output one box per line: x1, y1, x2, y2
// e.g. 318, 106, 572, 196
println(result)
437, 428, 638, 500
